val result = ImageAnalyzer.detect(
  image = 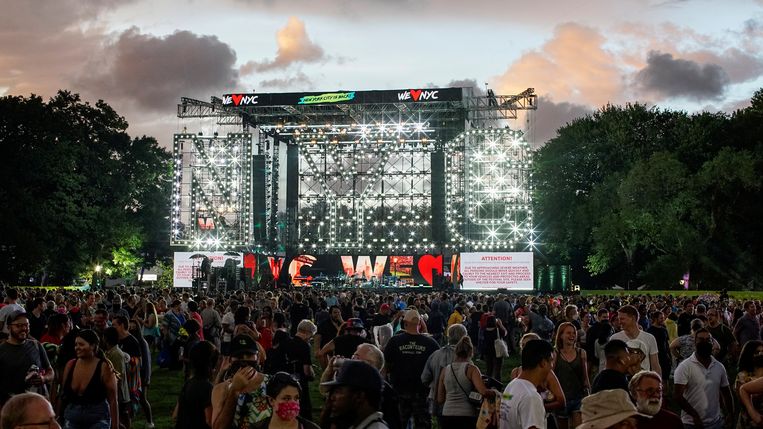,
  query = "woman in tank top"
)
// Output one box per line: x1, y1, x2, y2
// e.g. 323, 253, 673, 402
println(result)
552, 322, 590, 429
59, 329, 119, 429
436, 336, 496, 429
